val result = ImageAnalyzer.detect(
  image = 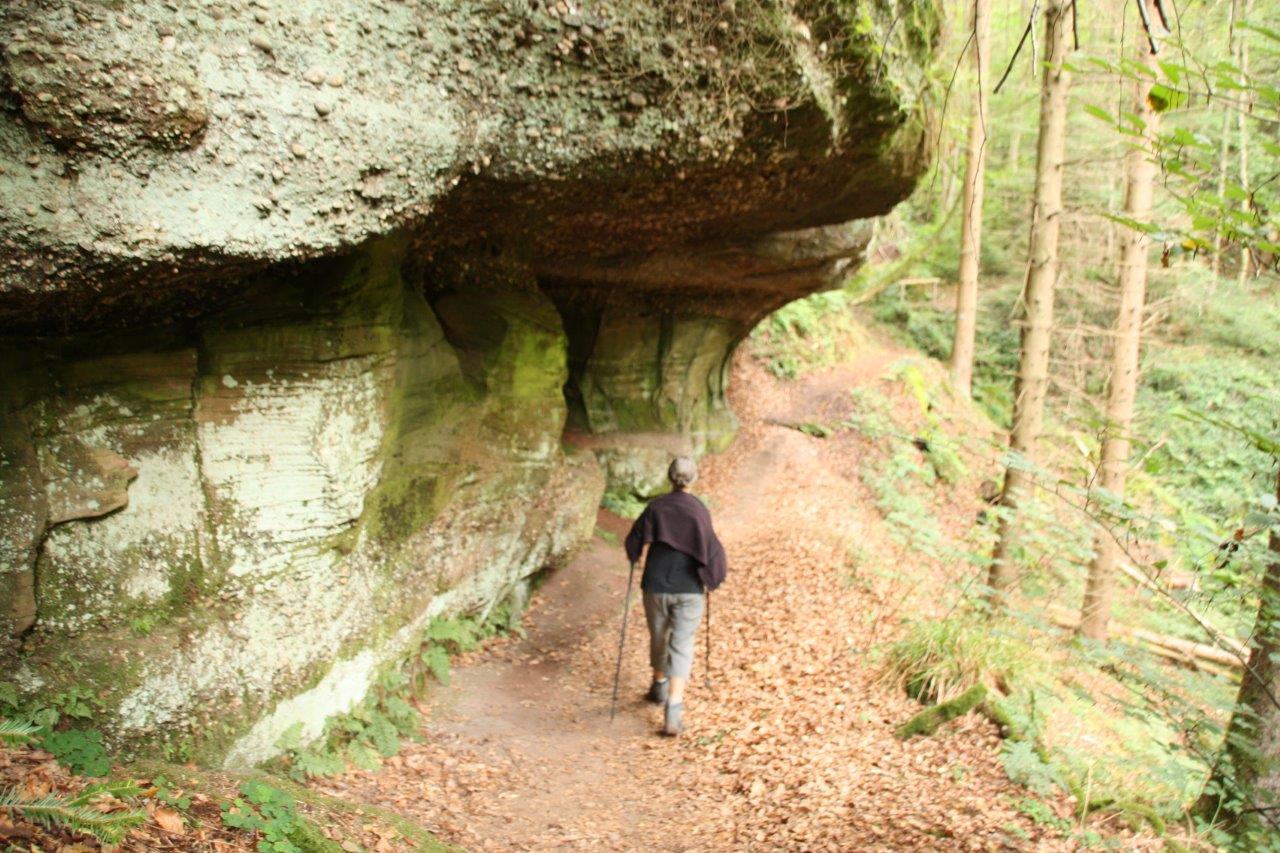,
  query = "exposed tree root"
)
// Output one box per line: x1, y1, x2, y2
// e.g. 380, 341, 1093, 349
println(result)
895, 684, 989, 739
